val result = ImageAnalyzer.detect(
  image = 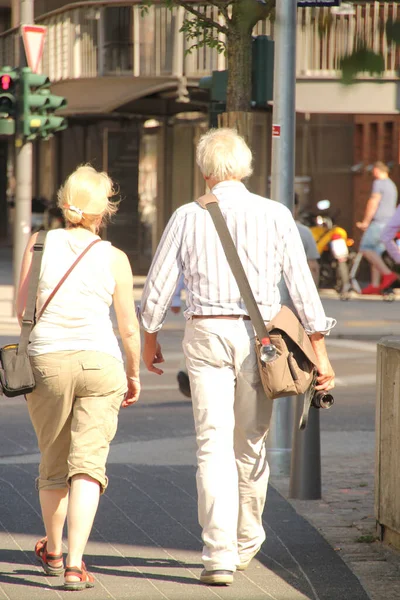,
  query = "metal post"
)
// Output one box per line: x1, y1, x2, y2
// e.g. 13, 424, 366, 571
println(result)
289, 401, 321, 499
266, 0, 297, 474
13, 0, 34, 293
